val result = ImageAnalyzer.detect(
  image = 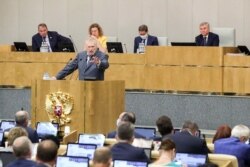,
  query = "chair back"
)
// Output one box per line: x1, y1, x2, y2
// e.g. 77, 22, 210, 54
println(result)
157, 37, 168, 46
212, 27, 236, 46
208, 153, 238, 167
